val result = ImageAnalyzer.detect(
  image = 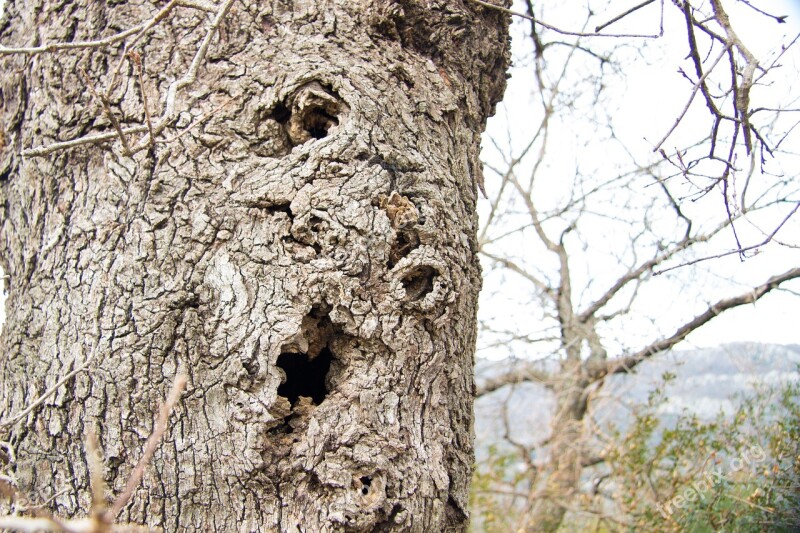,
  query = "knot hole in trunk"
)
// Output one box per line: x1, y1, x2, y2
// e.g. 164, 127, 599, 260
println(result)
276, 348, 333, 406
268, 81, 347, 147
274, 307, 342, 423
